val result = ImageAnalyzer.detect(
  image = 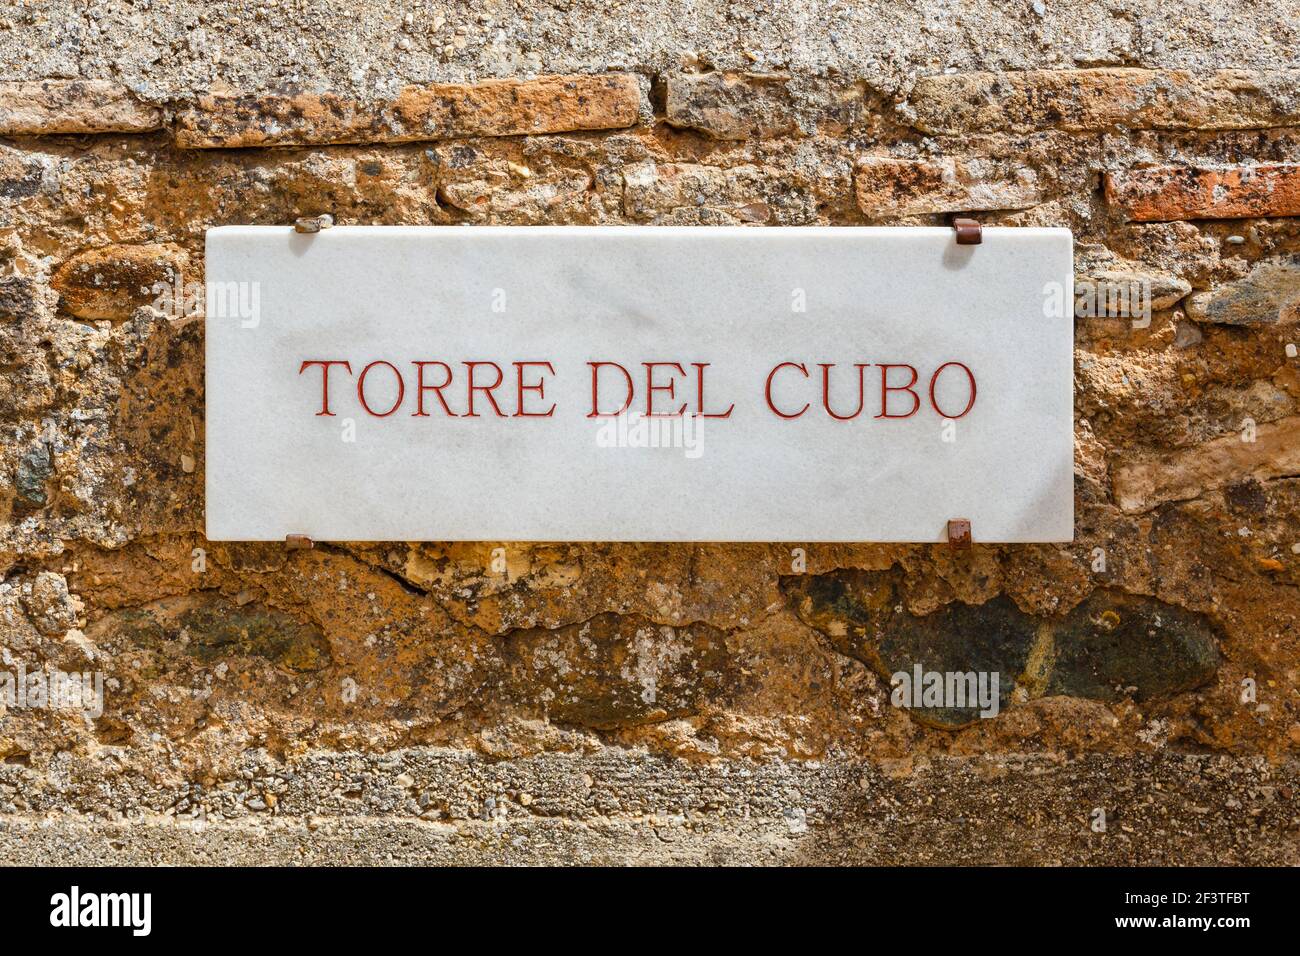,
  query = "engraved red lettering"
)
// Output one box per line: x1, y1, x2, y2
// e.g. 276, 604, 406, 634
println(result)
691, 362, 734, 419
463, 361, 507, 418
411, 361, 457, 417
765, 362, 810, 419
587, 361, 634, 418
513, 361, 557, 417
644, 362, 687, 418
929, 362, 977, 419
875, 363, 920, 419
357, 360, 405, 417
298, 360, 353, 416
819, 362, 871, 421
